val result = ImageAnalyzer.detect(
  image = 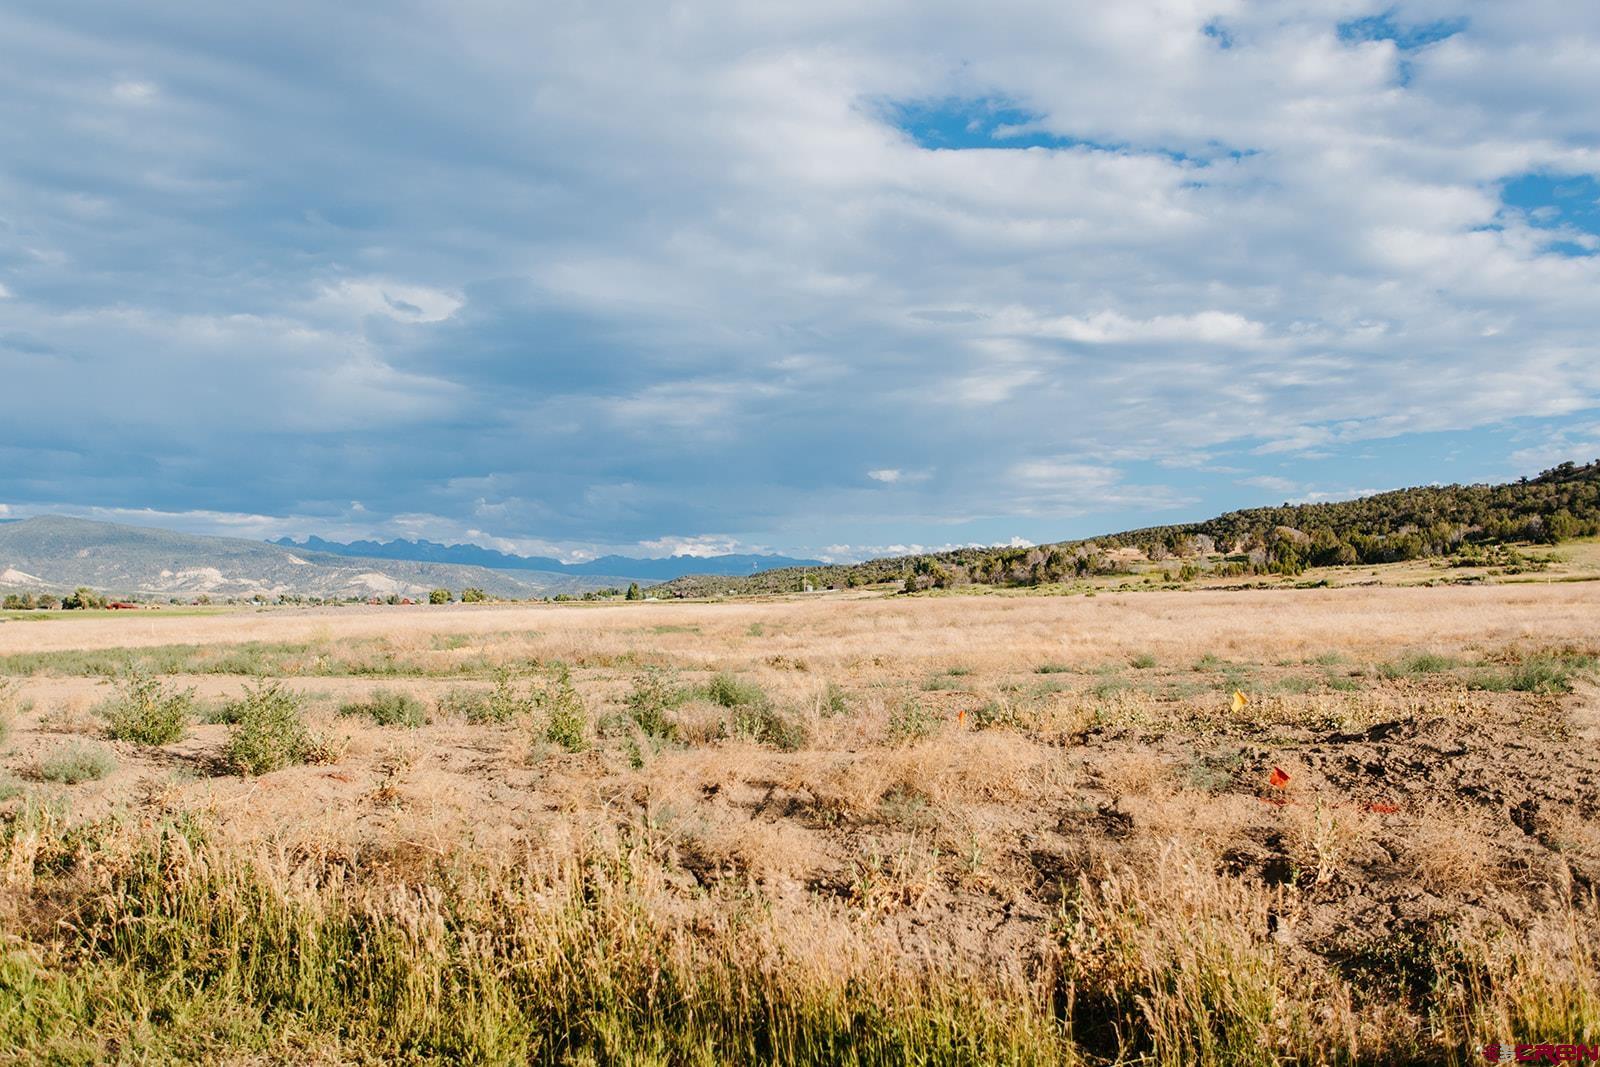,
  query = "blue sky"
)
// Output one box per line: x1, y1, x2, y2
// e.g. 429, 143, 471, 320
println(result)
2, 2, 1599, 562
